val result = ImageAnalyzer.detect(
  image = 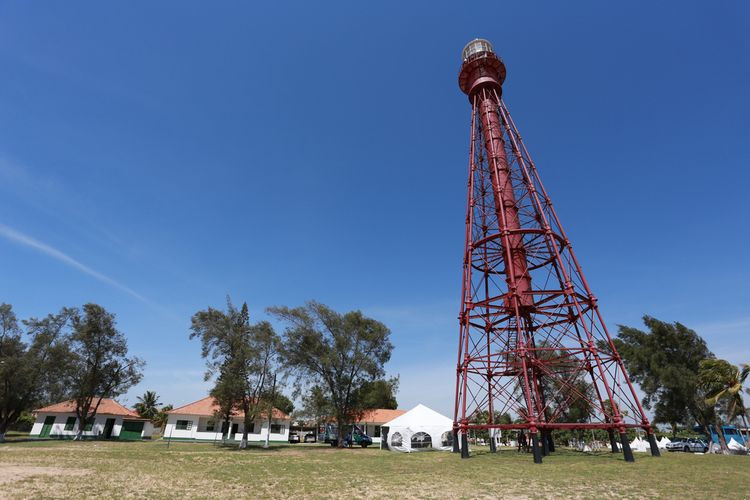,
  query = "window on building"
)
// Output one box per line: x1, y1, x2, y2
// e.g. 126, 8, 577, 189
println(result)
391, 432, 403, 447
441, 431, 453, 447
205, 420, 215, 432
270, 424, 285, 434
373, 426, 381, 438
247, 423, 255, 434
176, 420, 193, 430
83, 417, 95, 432
64, 417, 77, 431
411, 432, 432, 449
